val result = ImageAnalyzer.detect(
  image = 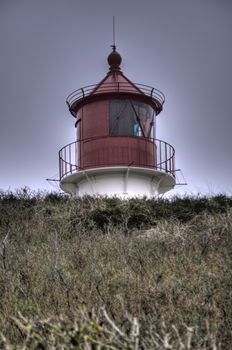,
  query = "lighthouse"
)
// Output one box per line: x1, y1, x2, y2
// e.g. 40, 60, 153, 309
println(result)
59, 46, 176, 197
